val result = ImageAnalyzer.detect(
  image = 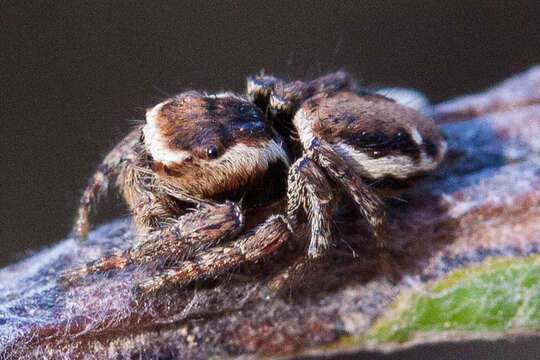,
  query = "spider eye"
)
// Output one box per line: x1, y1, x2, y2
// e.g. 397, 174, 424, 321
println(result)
206, 145, 219, 159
